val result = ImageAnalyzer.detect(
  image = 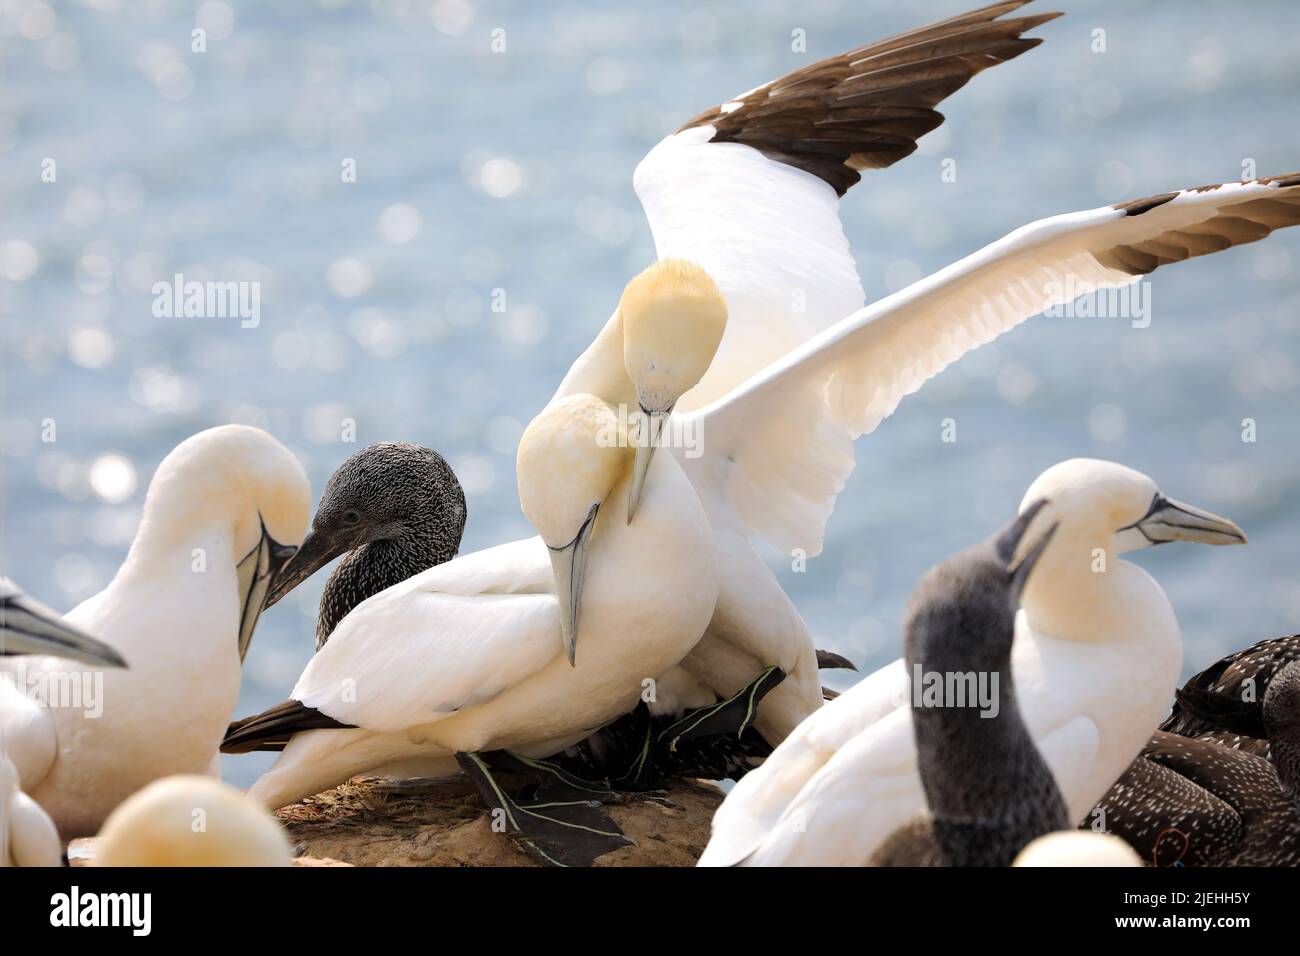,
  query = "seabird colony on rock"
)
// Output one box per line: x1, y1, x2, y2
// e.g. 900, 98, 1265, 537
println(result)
4, 0, 1300, 869
233, 0, 1296, 865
